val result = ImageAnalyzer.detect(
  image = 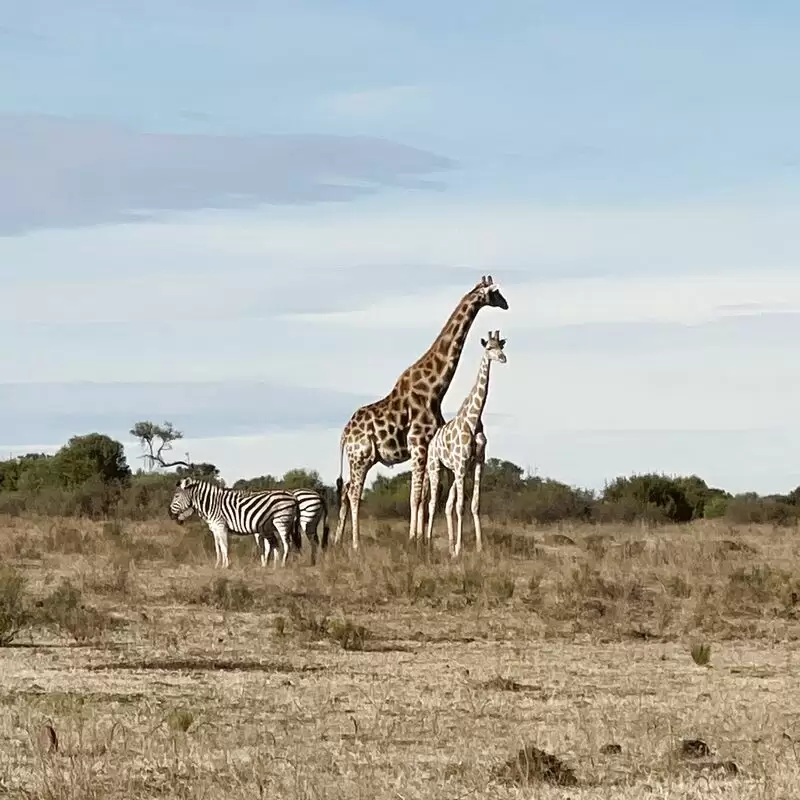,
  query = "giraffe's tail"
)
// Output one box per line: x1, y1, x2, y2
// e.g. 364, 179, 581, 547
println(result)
335, 431, 346, 509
